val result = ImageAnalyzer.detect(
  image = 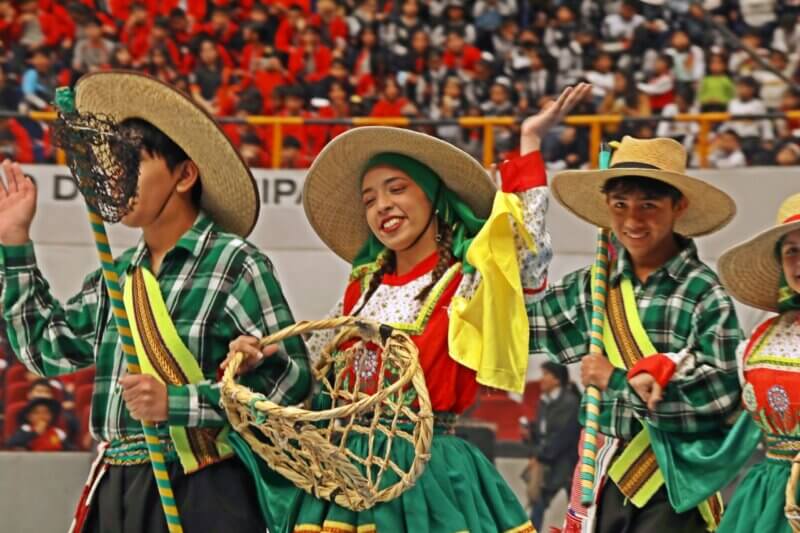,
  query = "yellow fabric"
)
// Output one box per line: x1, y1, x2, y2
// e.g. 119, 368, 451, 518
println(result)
124, 267, 233, 473
448, 191, 536, 393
